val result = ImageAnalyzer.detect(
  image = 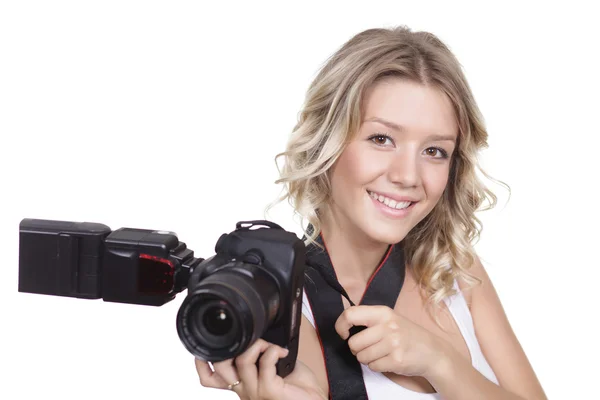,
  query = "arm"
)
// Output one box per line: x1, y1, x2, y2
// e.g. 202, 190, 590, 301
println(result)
288, 315, 329, 398
426, 256, 547, 400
